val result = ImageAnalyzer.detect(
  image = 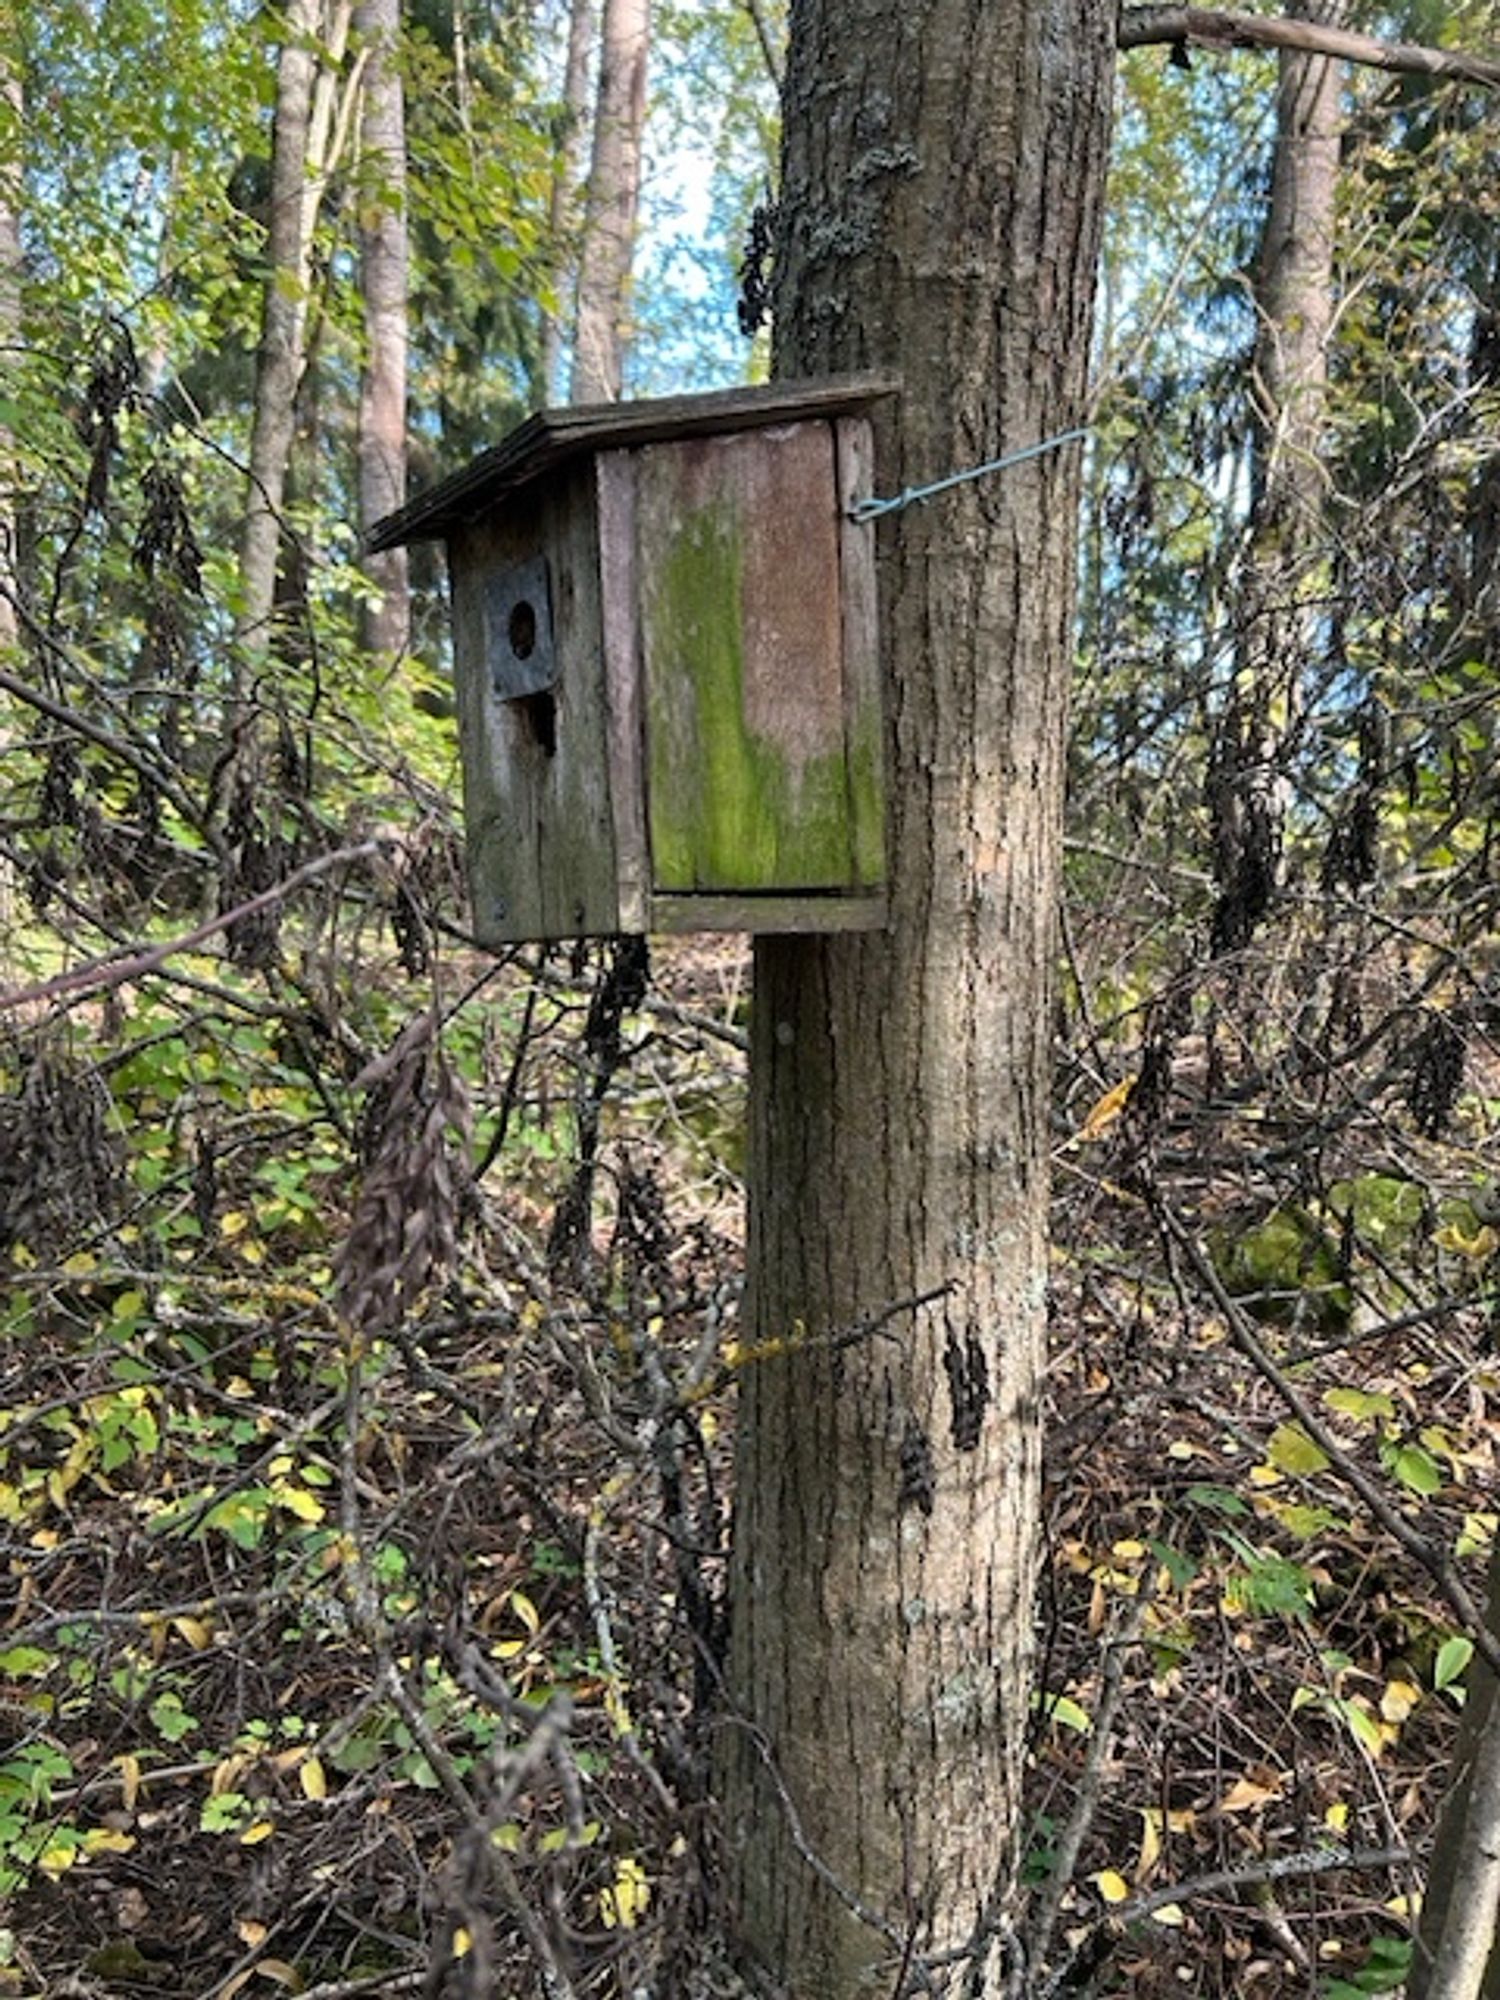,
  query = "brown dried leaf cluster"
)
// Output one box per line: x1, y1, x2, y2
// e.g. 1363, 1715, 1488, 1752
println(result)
334, 1012, 473, 1339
